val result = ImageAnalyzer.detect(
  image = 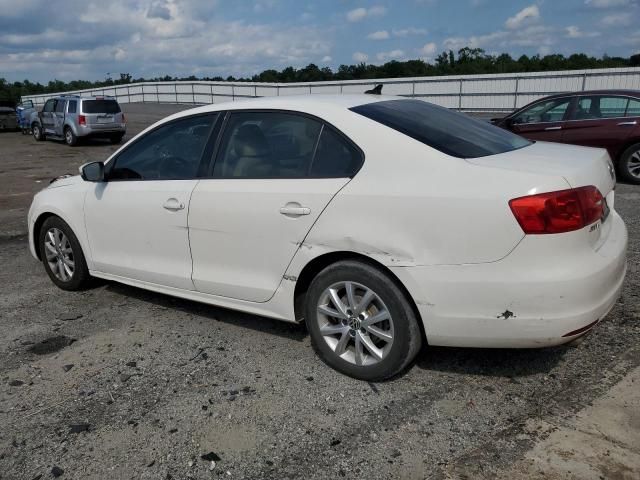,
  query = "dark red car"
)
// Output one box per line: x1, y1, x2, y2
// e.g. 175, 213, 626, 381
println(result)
493, 90, 640, 183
